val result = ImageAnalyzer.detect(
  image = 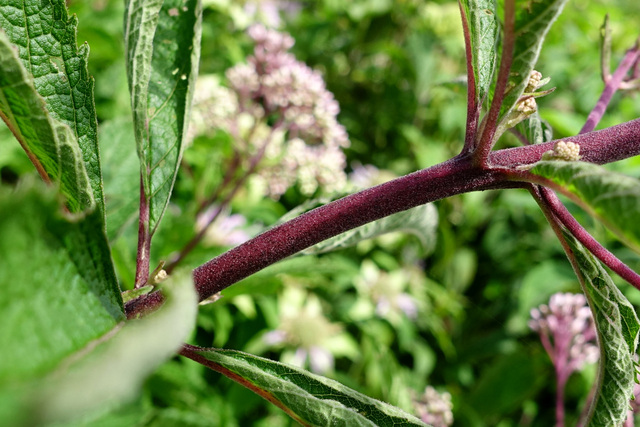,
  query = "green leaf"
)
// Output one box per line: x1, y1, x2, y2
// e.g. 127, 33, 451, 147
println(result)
563, 233, 639, 426
301, 203, 438, 255
0, 180, 124, 385
99, 118, 139, 241
459, 0, 498, 107
530, 161, 640, 253
124, 0, 202, 237
183, 347, 428, 427
515, 110, 553, 145
0, 0, 105, 214
498, 0, 568, 121
35, 270, 197, 424
0, 30, 93, 213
